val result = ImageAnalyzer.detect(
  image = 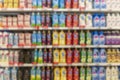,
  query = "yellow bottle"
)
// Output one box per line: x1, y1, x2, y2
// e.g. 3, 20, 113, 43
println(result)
54, 67, 60, 80
59, 30, 65, 45
60, 49, 66, 63
107, 49, 111, 63
53, 49, 60, 63
53, 30, 59, 45
116, 49, 119, 63
112, 49, 116, 63
61, 67, 67, 80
